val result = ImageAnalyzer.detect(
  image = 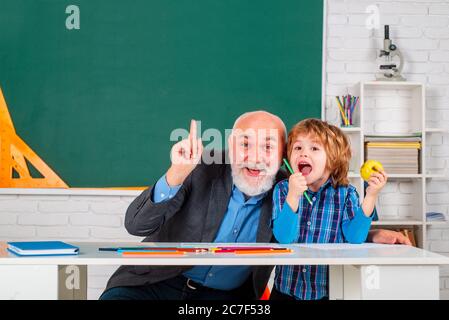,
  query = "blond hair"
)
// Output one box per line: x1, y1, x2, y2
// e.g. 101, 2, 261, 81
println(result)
287, 118, 351, 188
